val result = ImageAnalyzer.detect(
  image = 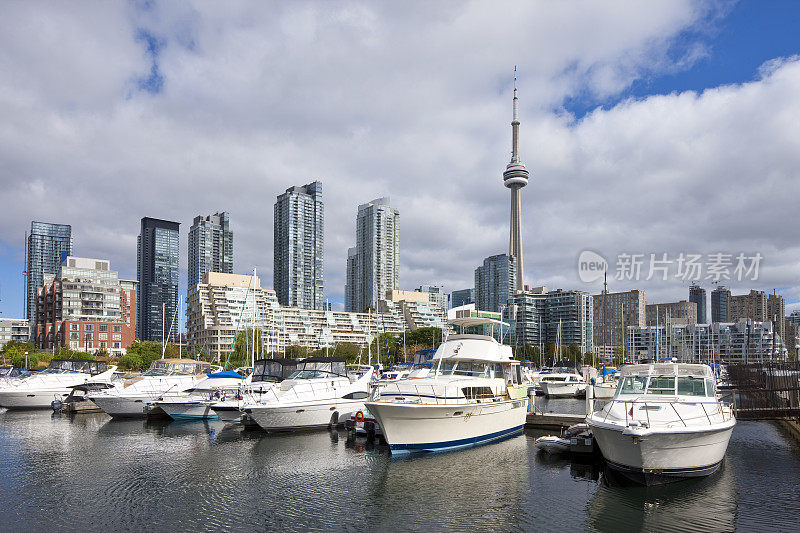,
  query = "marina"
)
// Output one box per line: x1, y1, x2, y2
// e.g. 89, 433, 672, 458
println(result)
1, 399, 800, 531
